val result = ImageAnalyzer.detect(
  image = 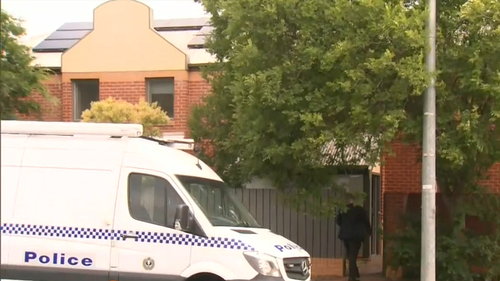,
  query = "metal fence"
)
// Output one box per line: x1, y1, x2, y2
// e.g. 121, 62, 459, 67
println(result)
228, 173, 382, 259
371, 174, 382, 255
228, 188, 345, 258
